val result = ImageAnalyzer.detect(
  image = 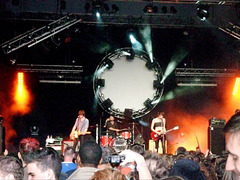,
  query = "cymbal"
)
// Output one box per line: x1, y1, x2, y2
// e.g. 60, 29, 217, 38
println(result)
101, 130, 112, 134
